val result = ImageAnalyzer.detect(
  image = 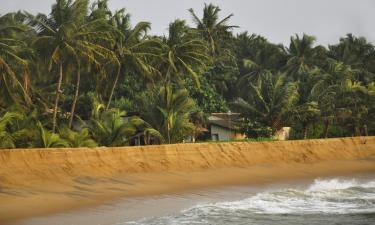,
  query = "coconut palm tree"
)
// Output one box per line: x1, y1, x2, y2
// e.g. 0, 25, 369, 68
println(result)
59, 127, 97, 147
33, 121, 69, 148
314, 60, 355, 137
139, 86, 195, 144
285, 34, 326, 80
236, 34, 286, 91
0, 13, 31, 108
159, 19, 210, 87
0, 111, 24, 148
338, 80, 369, 136
329, 34, 375, 84
27, 0, 115, 131
291, 68, 322, 139
87, 106, 140, 147
105, 9, 161, 110
189, 3, 238, 55
233, 72, 299, 135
